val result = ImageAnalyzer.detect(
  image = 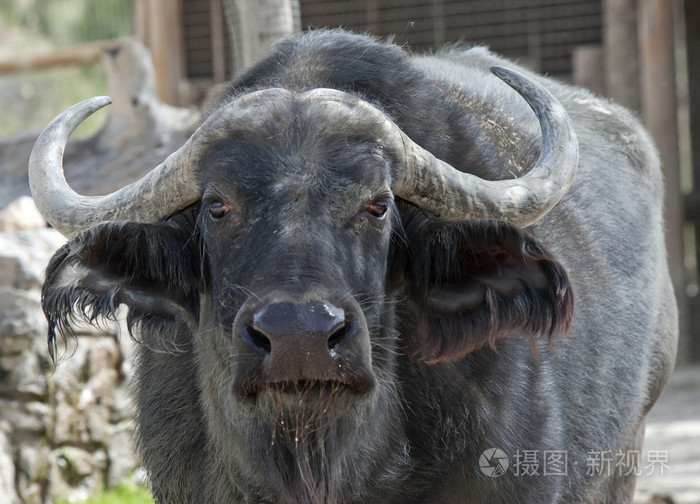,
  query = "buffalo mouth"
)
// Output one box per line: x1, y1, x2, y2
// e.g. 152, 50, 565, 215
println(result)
236, 375, 374, 403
